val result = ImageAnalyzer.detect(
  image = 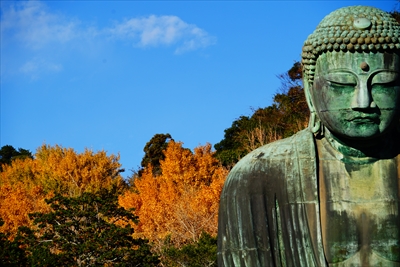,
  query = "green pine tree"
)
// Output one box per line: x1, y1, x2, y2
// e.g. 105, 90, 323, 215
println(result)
16, 187, 159, 266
